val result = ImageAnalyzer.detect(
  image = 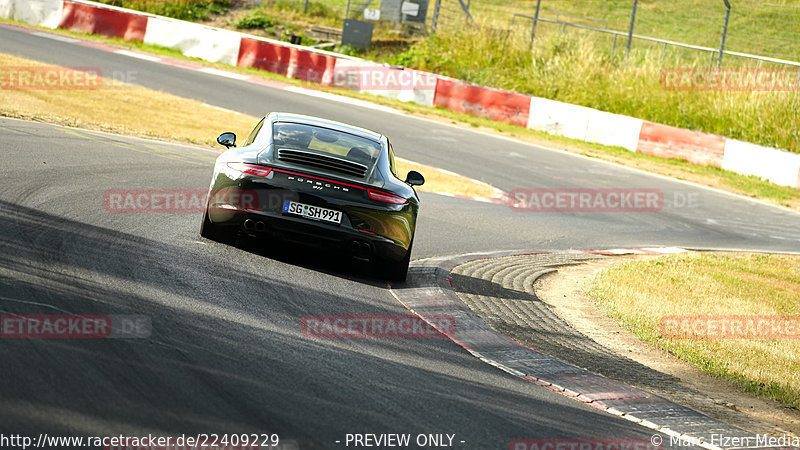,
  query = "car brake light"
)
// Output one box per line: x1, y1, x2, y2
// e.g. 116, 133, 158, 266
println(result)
228, 162, 272, 177
367, 189, 408, 204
